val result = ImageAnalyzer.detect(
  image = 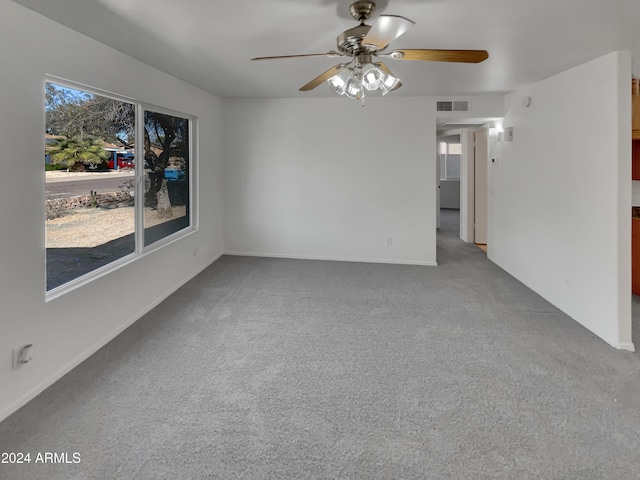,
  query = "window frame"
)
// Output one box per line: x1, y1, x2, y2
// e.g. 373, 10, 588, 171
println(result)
44, 76, 198, 301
